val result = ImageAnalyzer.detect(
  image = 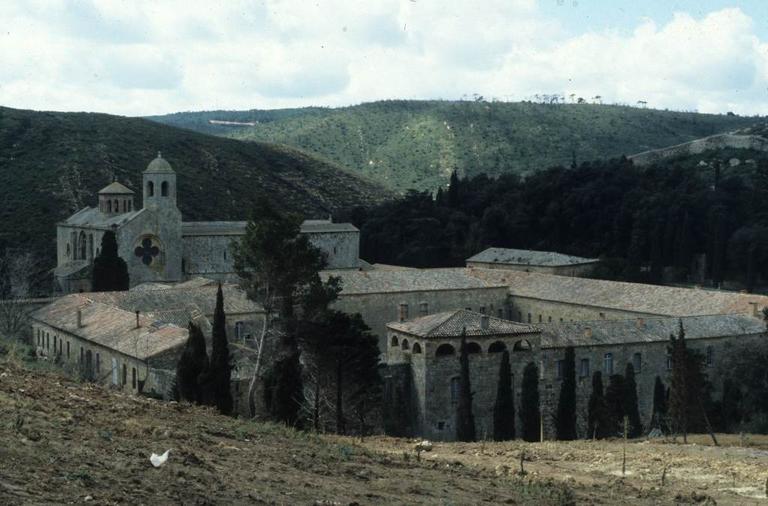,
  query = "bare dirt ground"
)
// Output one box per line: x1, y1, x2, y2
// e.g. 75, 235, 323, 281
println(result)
344, 433, 768, 505
2, 353, 767, 505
